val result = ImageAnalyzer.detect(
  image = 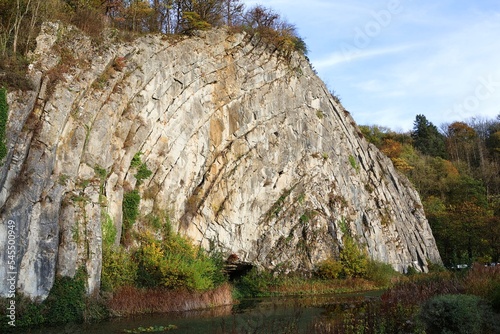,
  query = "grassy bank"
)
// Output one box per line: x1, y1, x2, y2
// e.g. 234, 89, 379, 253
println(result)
233, 270, 381, 299
310, 264, 500, 334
